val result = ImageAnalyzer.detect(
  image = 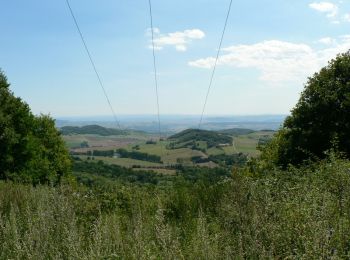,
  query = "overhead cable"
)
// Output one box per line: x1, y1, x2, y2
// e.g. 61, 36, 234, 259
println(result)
198, 0, 233, 129
65, 0, 121, 129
